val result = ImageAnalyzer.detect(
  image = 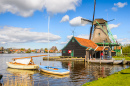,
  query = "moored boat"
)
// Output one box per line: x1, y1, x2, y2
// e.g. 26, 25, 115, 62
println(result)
6, 58, 38, 69
39, 65, 70, 75
6, 55, 47, 70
